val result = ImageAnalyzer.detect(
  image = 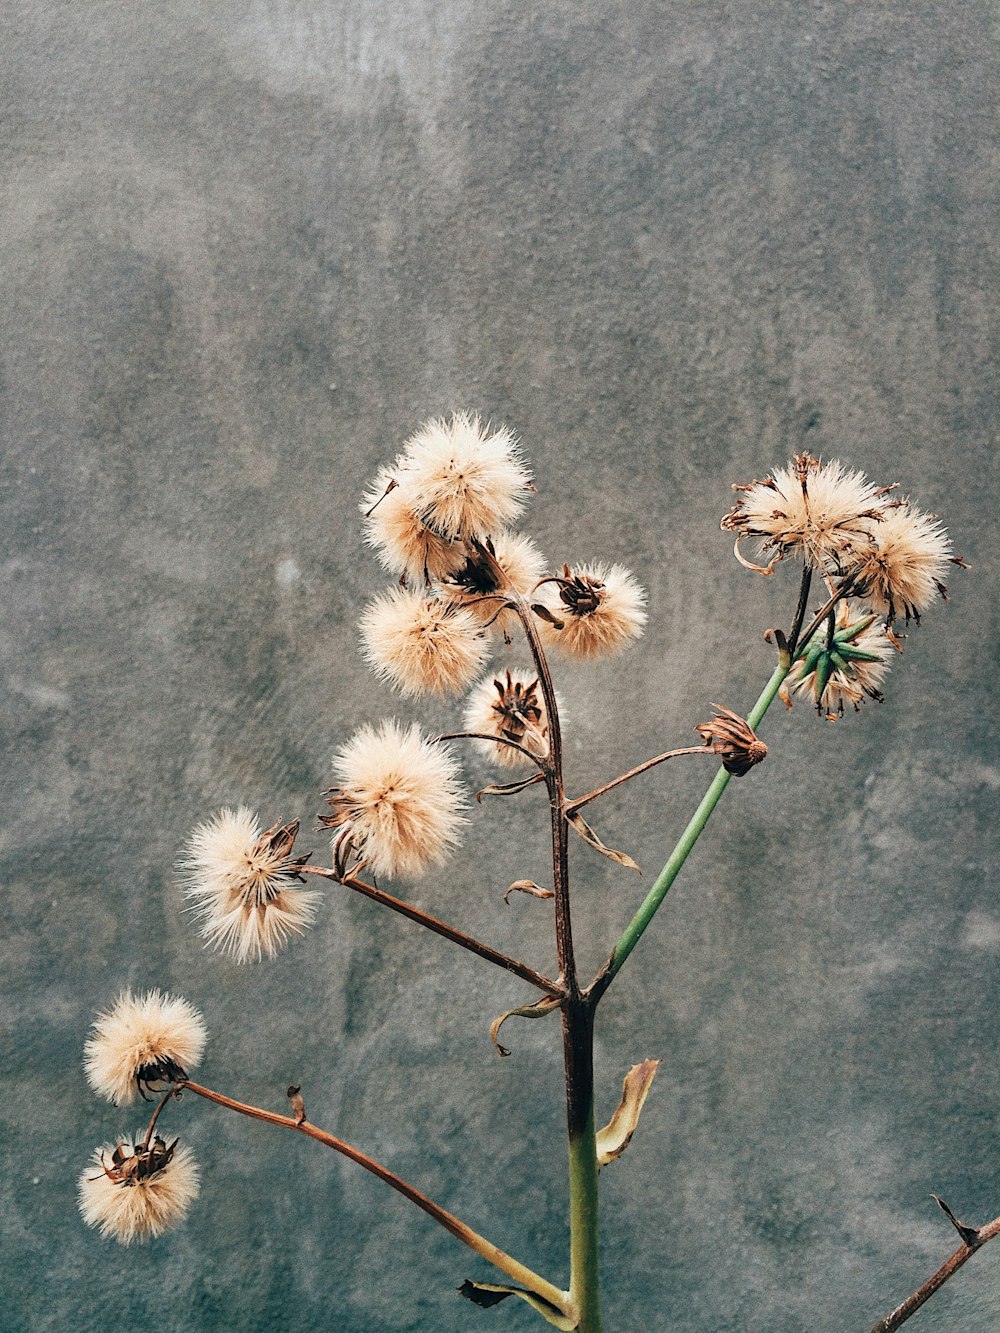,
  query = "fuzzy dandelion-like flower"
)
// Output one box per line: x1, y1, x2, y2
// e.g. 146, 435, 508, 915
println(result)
322, 721, 466, 879
394, 413, 532, 541
537, 562, 647, 659
84, 990, 207, 1105
180, 811, 321, 964
442, 532, 547, 636
463, 670, 557, 768
844, 503, 955, 624
78, 1134, 199, 1244
722, 453, 889, 574
786, 606, 894, 717
361, 464, 469, 583
360, 587, 489, 696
